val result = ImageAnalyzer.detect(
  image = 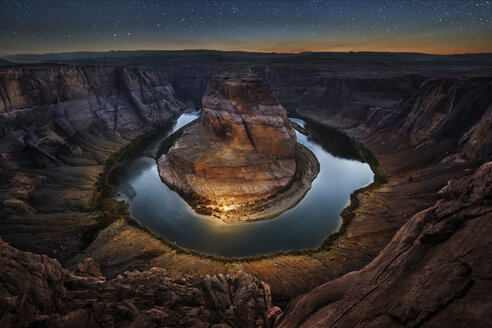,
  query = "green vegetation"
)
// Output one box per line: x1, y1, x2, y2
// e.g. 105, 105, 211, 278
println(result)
83, 121, 174, 246
291, 113, 388, 252
84, 113, 387, 263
